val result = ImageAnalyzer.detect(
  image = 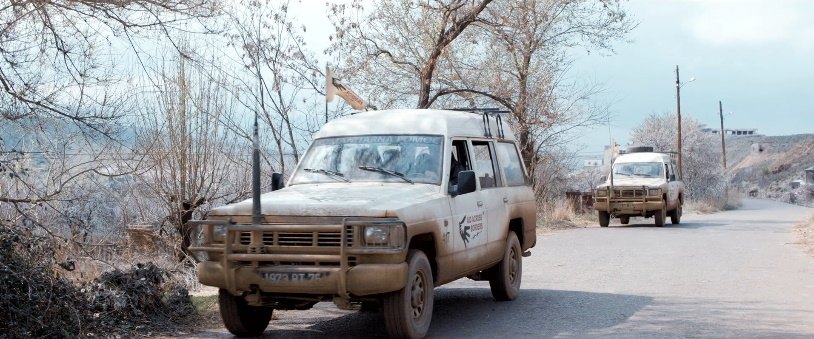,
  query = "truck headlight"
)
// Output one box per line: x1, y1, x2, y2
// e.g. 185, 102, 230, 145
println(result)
212, 225, 226, 243
364, 224, 405, 248
595, 189, 608, 197
647, 188, 661, 196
